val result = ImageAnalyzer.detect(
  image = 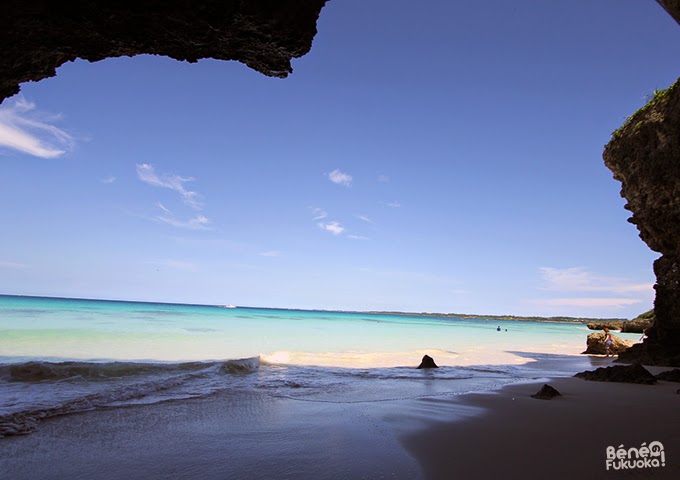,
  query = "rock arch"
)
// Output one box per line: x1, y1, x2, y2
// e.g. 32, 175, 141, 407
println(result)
0, 0, 329, 103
